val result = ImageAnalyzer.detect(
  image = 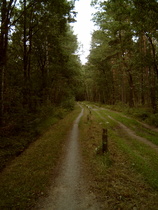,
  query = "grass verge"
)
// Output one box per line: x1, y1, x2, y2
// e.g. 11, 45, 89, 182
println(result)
79, 105, 158, 209
99, 108, 158, 145
0, 105, 81, 209
93, 107, 158, 189
0, 106, 69, 171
